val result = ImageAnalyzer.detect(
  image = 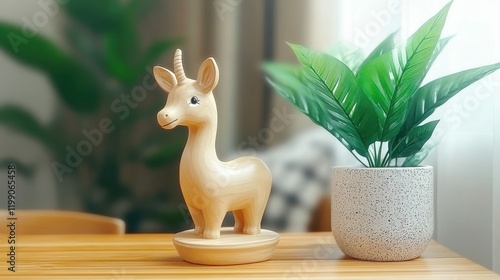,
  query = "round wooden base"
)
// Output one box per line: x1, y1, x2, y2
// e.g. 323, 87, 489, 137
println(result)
173, 227, 280, 265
